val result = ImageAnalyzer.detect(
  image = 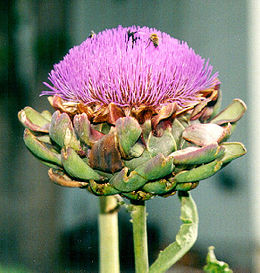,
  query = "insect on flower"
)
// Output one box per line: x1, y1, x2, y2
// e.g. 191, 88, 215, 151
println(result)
148, 33, 159, 48
126, 30, 140, 48
88, 30, 96, 39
